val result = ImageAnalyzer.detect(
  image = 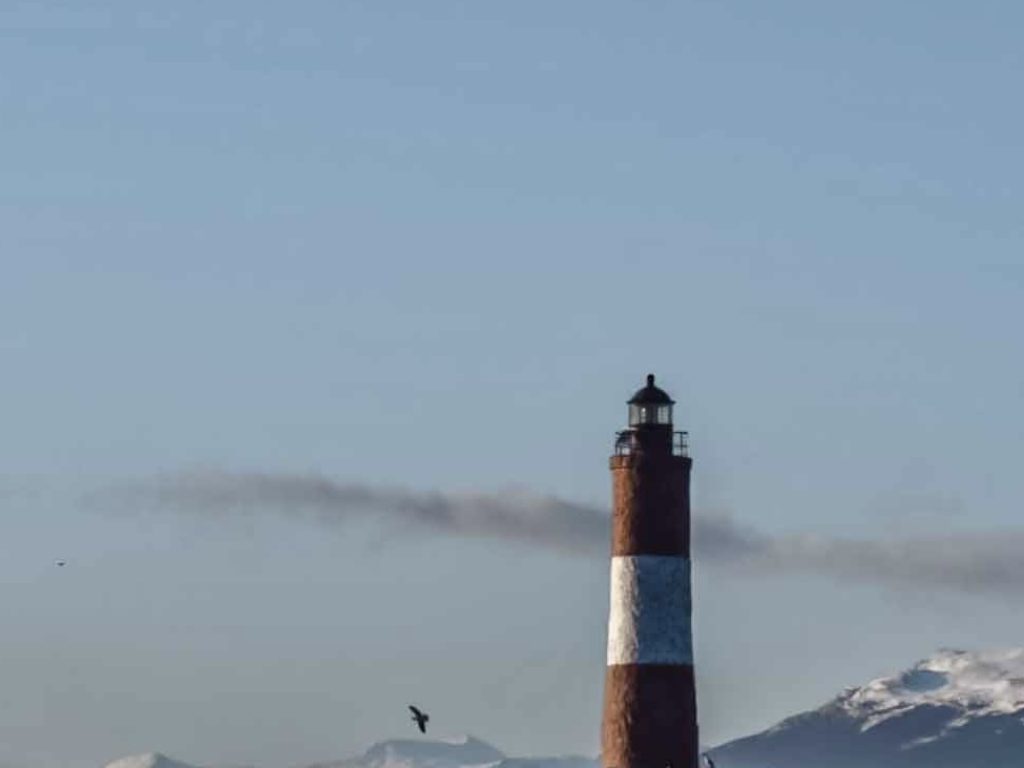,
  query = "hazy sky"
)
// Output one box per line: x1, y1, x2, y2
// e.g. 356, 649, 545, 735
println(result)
2, 2, 1024, 767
